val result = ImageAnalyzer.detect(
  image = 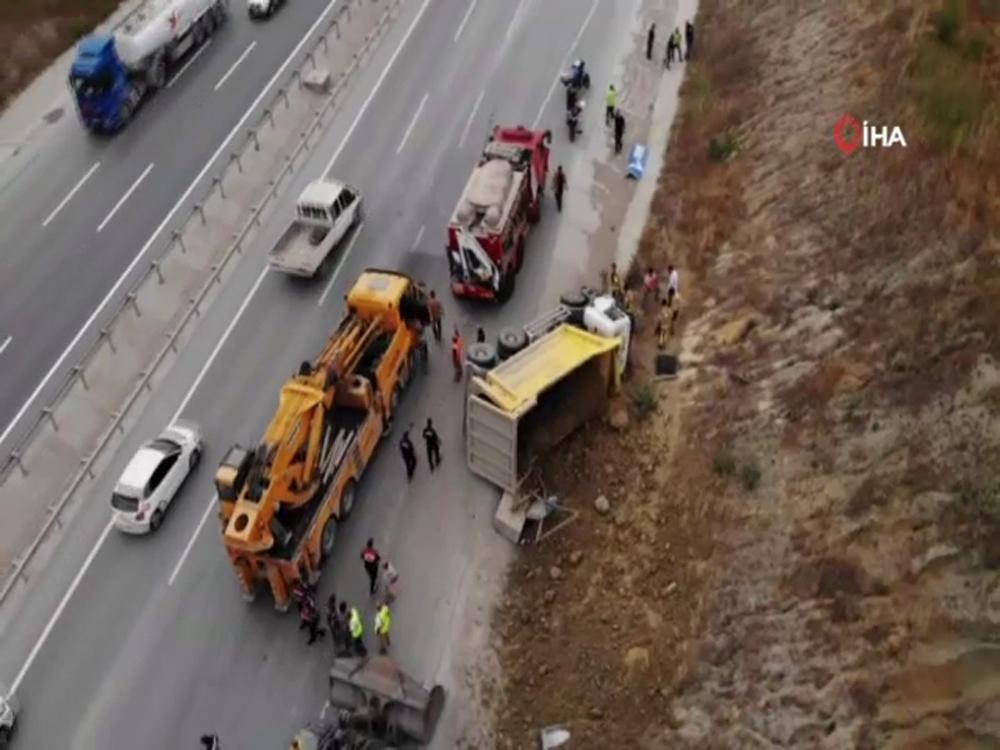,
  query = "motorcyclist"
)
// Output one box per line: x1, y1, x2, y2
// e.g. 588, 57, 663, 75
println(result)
570, 59, 587, 88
